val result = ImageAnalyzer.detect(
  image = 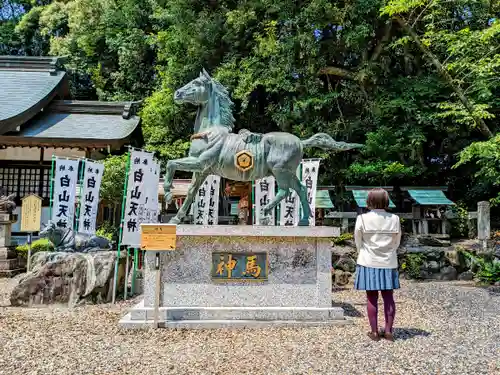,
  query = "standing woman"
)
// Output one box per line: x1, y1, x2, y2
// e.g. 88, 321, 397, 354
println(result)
354, 188, 402, 341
